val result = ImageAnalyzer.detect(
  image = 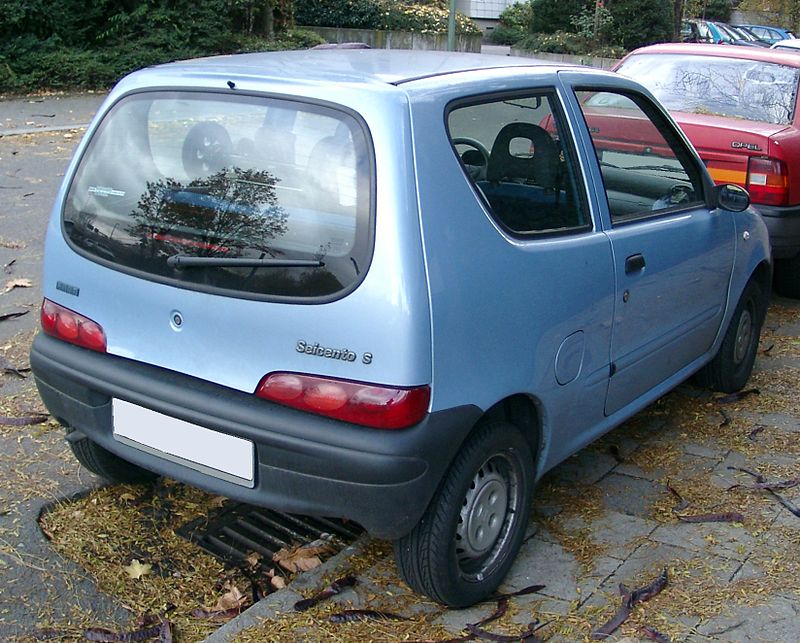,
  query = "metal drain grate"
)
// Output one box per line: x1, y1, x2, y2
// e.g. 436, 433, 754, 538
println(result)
176, 502, 363, 566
